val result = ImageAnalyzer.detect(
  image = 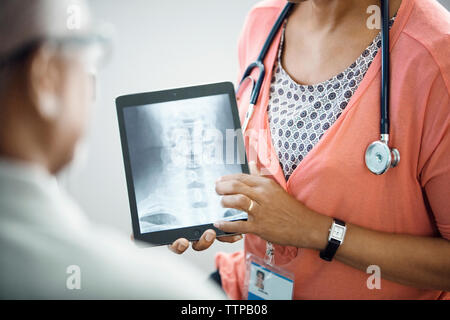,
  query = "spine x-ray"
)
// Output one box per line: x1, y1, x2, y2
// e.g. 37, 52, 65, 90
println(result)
123, 94, 247, 234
